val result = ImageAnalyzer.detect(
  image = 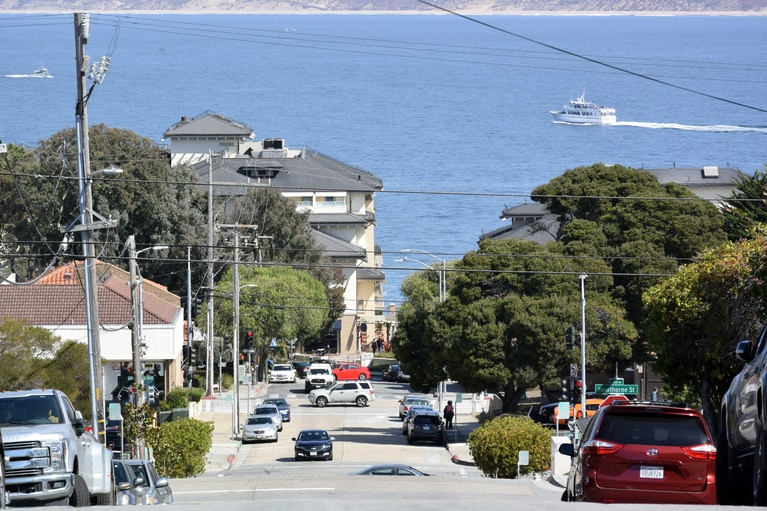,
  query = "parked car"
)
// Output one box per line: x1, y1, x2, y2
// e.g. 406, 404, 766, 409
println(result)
262, 397, 291, 422
398, 394, 432, 419
269, 363, 296, 383
718, 322, 767, 505
332, 363, 371, 381
125, 459, 174, 505
351, 464, 429, 476
308, 381, 375, 407
292, 361, 310, 379
402, 405, 435, 434
406, 409, 444, 445
252, 404, 283, 431
293, 429, 334, 461
559, 401, 717, 504
112, 459, 145, 506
